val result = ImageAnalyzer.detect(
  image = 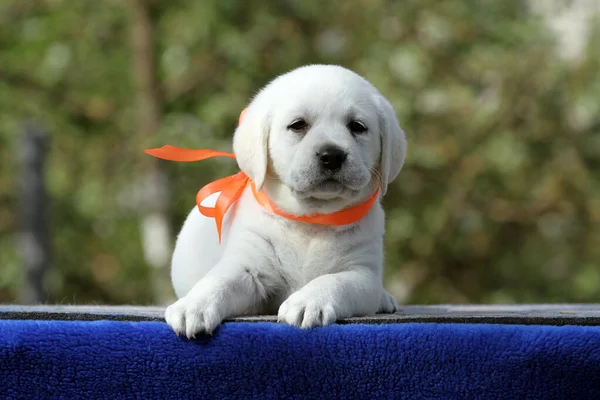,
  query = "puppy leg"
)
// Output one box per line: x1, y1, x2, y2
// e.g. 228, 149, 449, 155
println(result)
165, 263, 269, 338
278, 269, 381, 328
170, 205, 224, 299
